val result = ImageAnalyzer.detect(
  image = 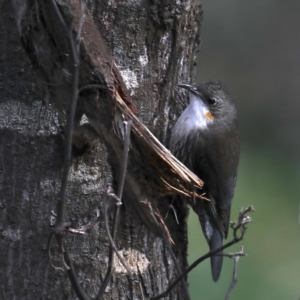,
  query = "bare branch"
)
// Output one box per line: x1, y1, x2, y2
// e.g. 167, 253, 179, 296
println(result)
47, 232, 64, 271
41, 3, 92, 299
221, 246, 246, 258
104, 200, 132, 277
151, 207, 254, 300
66, 216, 102, 234
96, 121, 132, 299
224, 247, 245, 300
107, 186, 123, 205
43, 0, 83, 223
63, 241, 92, 300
